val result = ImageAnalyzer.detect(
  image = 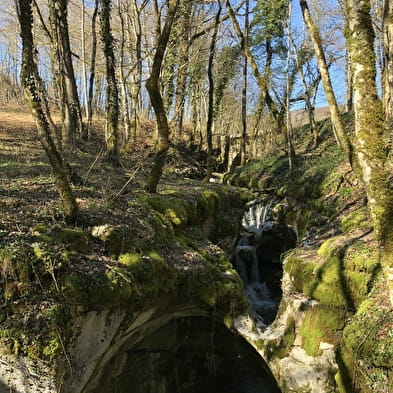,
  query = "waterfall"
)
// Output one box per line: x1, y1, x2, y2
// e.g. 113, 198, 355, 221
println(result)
235, 201, 296, 327
241, 201, 273, 235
